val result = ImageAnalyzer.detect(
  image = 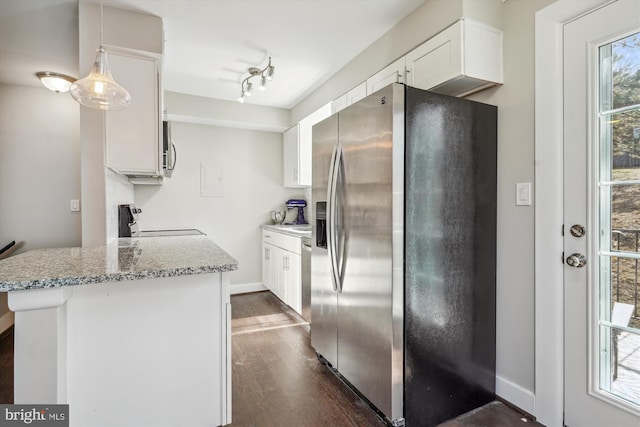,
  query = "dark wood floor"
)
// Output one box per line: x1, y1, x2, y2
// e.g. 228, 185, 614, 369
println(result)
0, 292, 544, 426
231, 291, 544, 427
230, 291, 386, 426
0, 325, 13, 404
